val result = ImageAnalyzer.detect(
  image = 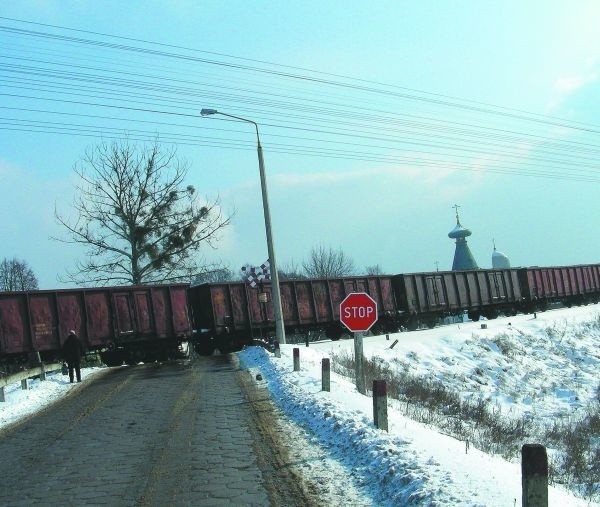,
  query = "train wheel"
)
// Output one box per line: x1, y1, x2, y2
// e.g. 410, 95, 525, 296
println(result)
426, 318, 436, 329
468, 311, 480, 322
194, 341, 215, 356
101, 350, 124, 367
485, 309, 498, 320
218, 343, 232, 354
326, 325, 344, 341
405, 319, 419, 331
